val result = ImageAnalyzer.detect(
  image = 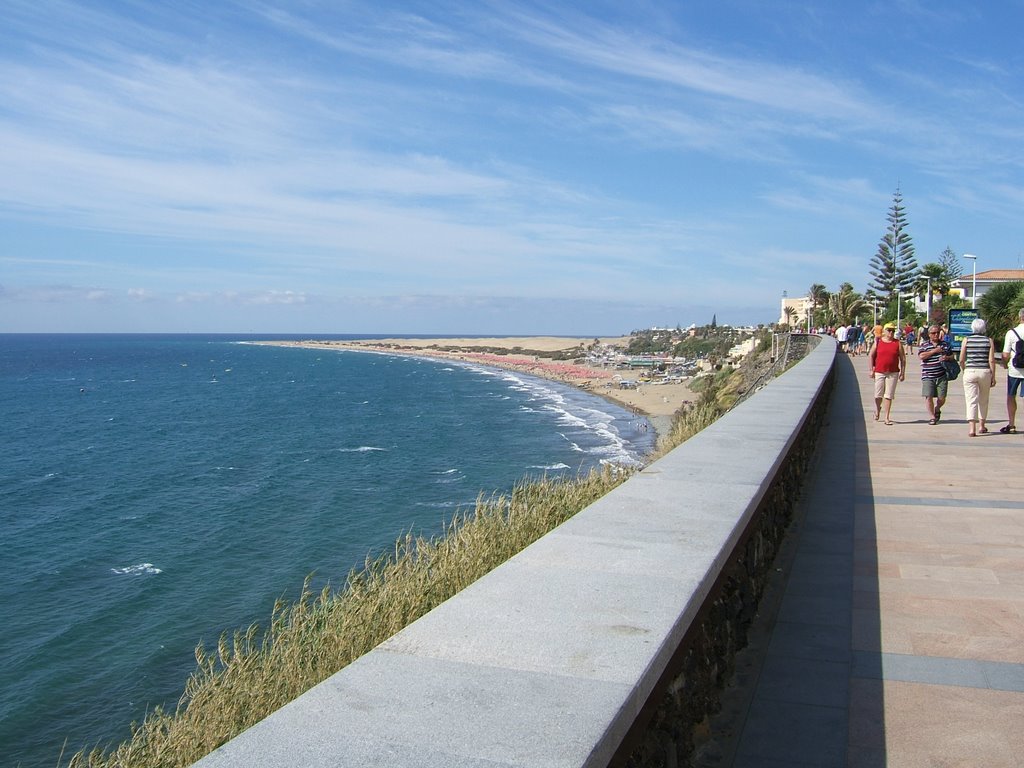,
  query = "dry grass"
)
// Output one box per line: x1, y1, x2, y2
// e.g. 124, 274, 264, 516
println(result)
65, 468, 627, 768
649, 399, 724, 461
